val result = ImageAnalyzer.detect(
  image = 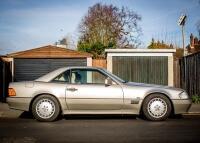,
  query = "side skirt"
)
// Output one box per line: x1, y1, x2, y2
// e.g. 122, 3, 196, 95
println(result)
62, 110, 140, 115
